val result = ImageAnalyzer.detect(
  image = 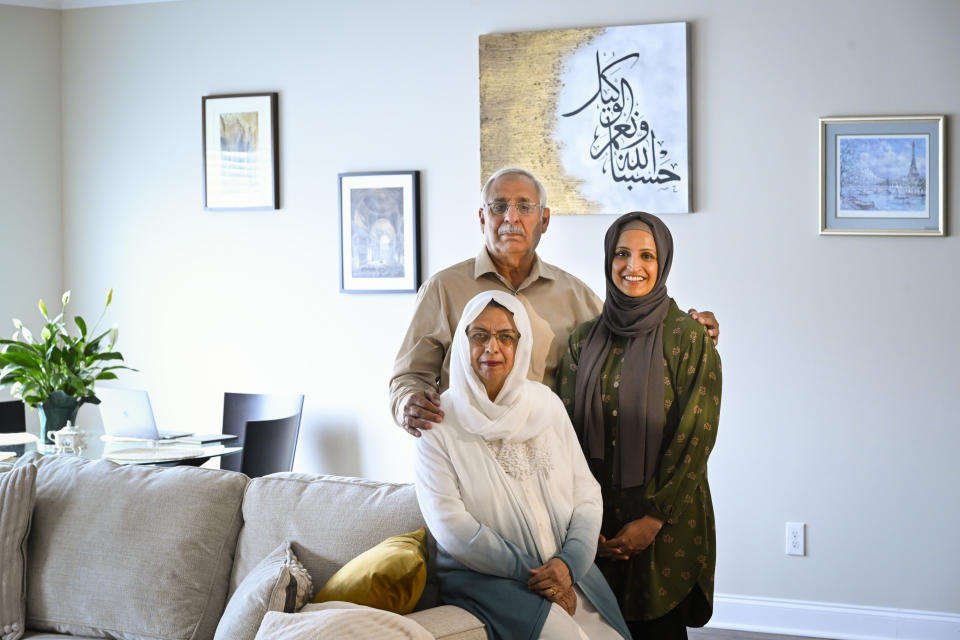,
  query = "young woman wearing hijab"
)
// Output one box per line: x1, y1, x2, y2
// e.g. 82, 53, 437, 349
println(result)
555, 212, 722, 639
415, 290, 631, 640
